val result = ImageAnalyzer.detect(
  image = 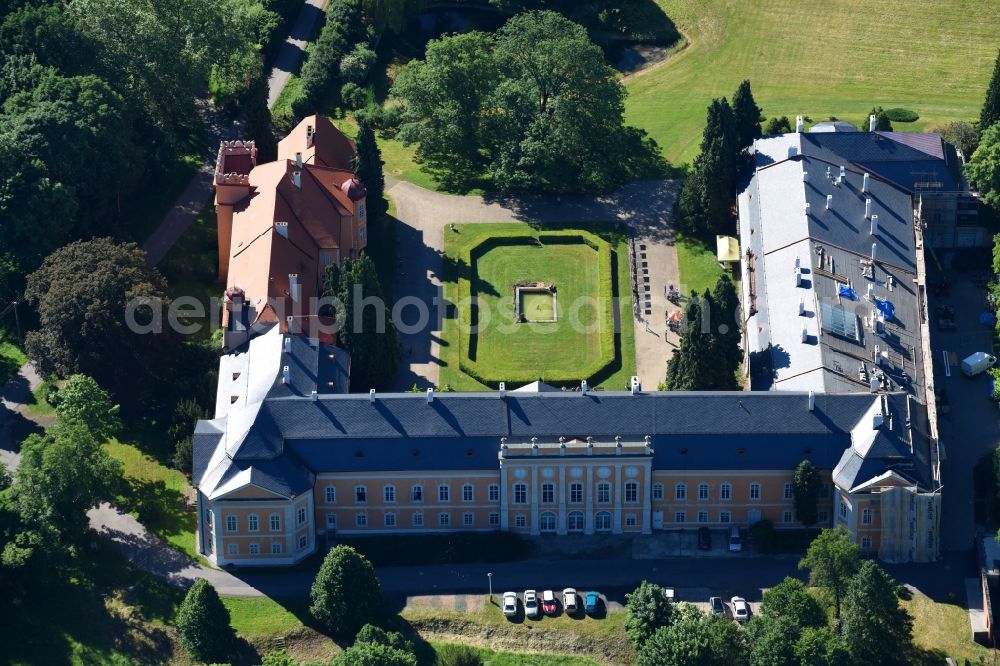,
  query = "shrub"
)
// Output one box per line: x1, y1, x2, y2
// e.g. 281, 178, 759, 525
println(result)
175, 580, 235, 663
340, 45, 377, 83
884, 107, 919, 123
341, 82, 367, 110
436, 644, 483, 666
